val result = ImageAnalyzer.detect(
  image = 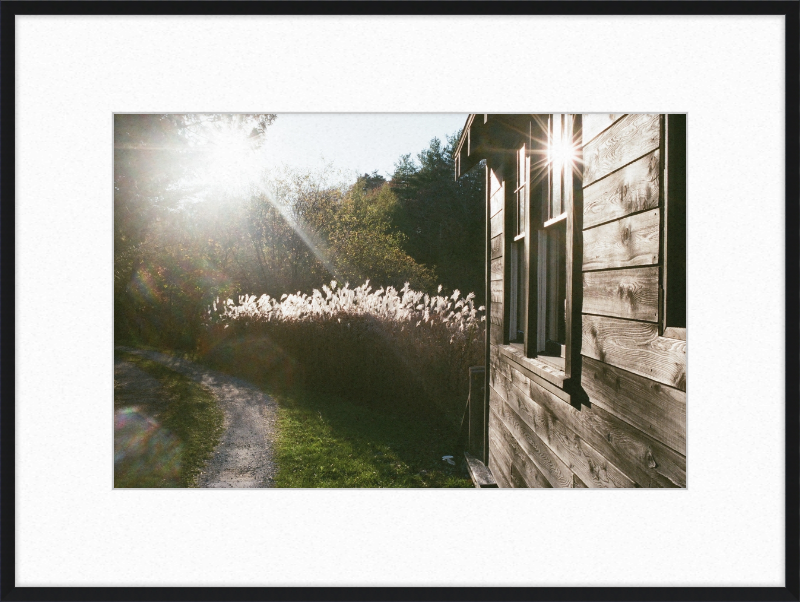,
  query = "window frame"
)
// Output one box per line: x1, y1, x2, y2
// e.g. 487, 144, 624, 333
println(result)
661, 113, 686, 341
508, 144, 529, 348
504, 114, 582, 387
